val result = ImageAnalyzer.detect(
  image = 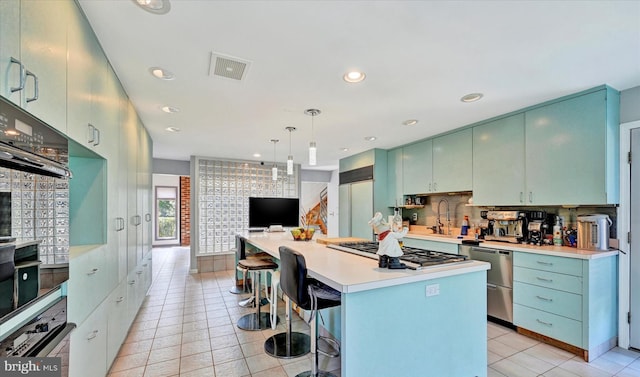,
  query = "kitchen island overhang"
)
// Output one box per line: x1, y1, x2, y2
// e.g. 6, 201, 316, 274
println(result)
241, 232, 491, 377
